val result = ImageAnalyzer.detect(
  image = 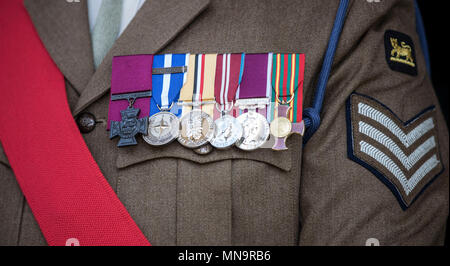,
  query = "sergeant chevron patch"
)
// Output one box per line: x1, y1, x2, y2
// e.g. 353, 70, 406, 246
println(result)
346, 93, 444, 210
